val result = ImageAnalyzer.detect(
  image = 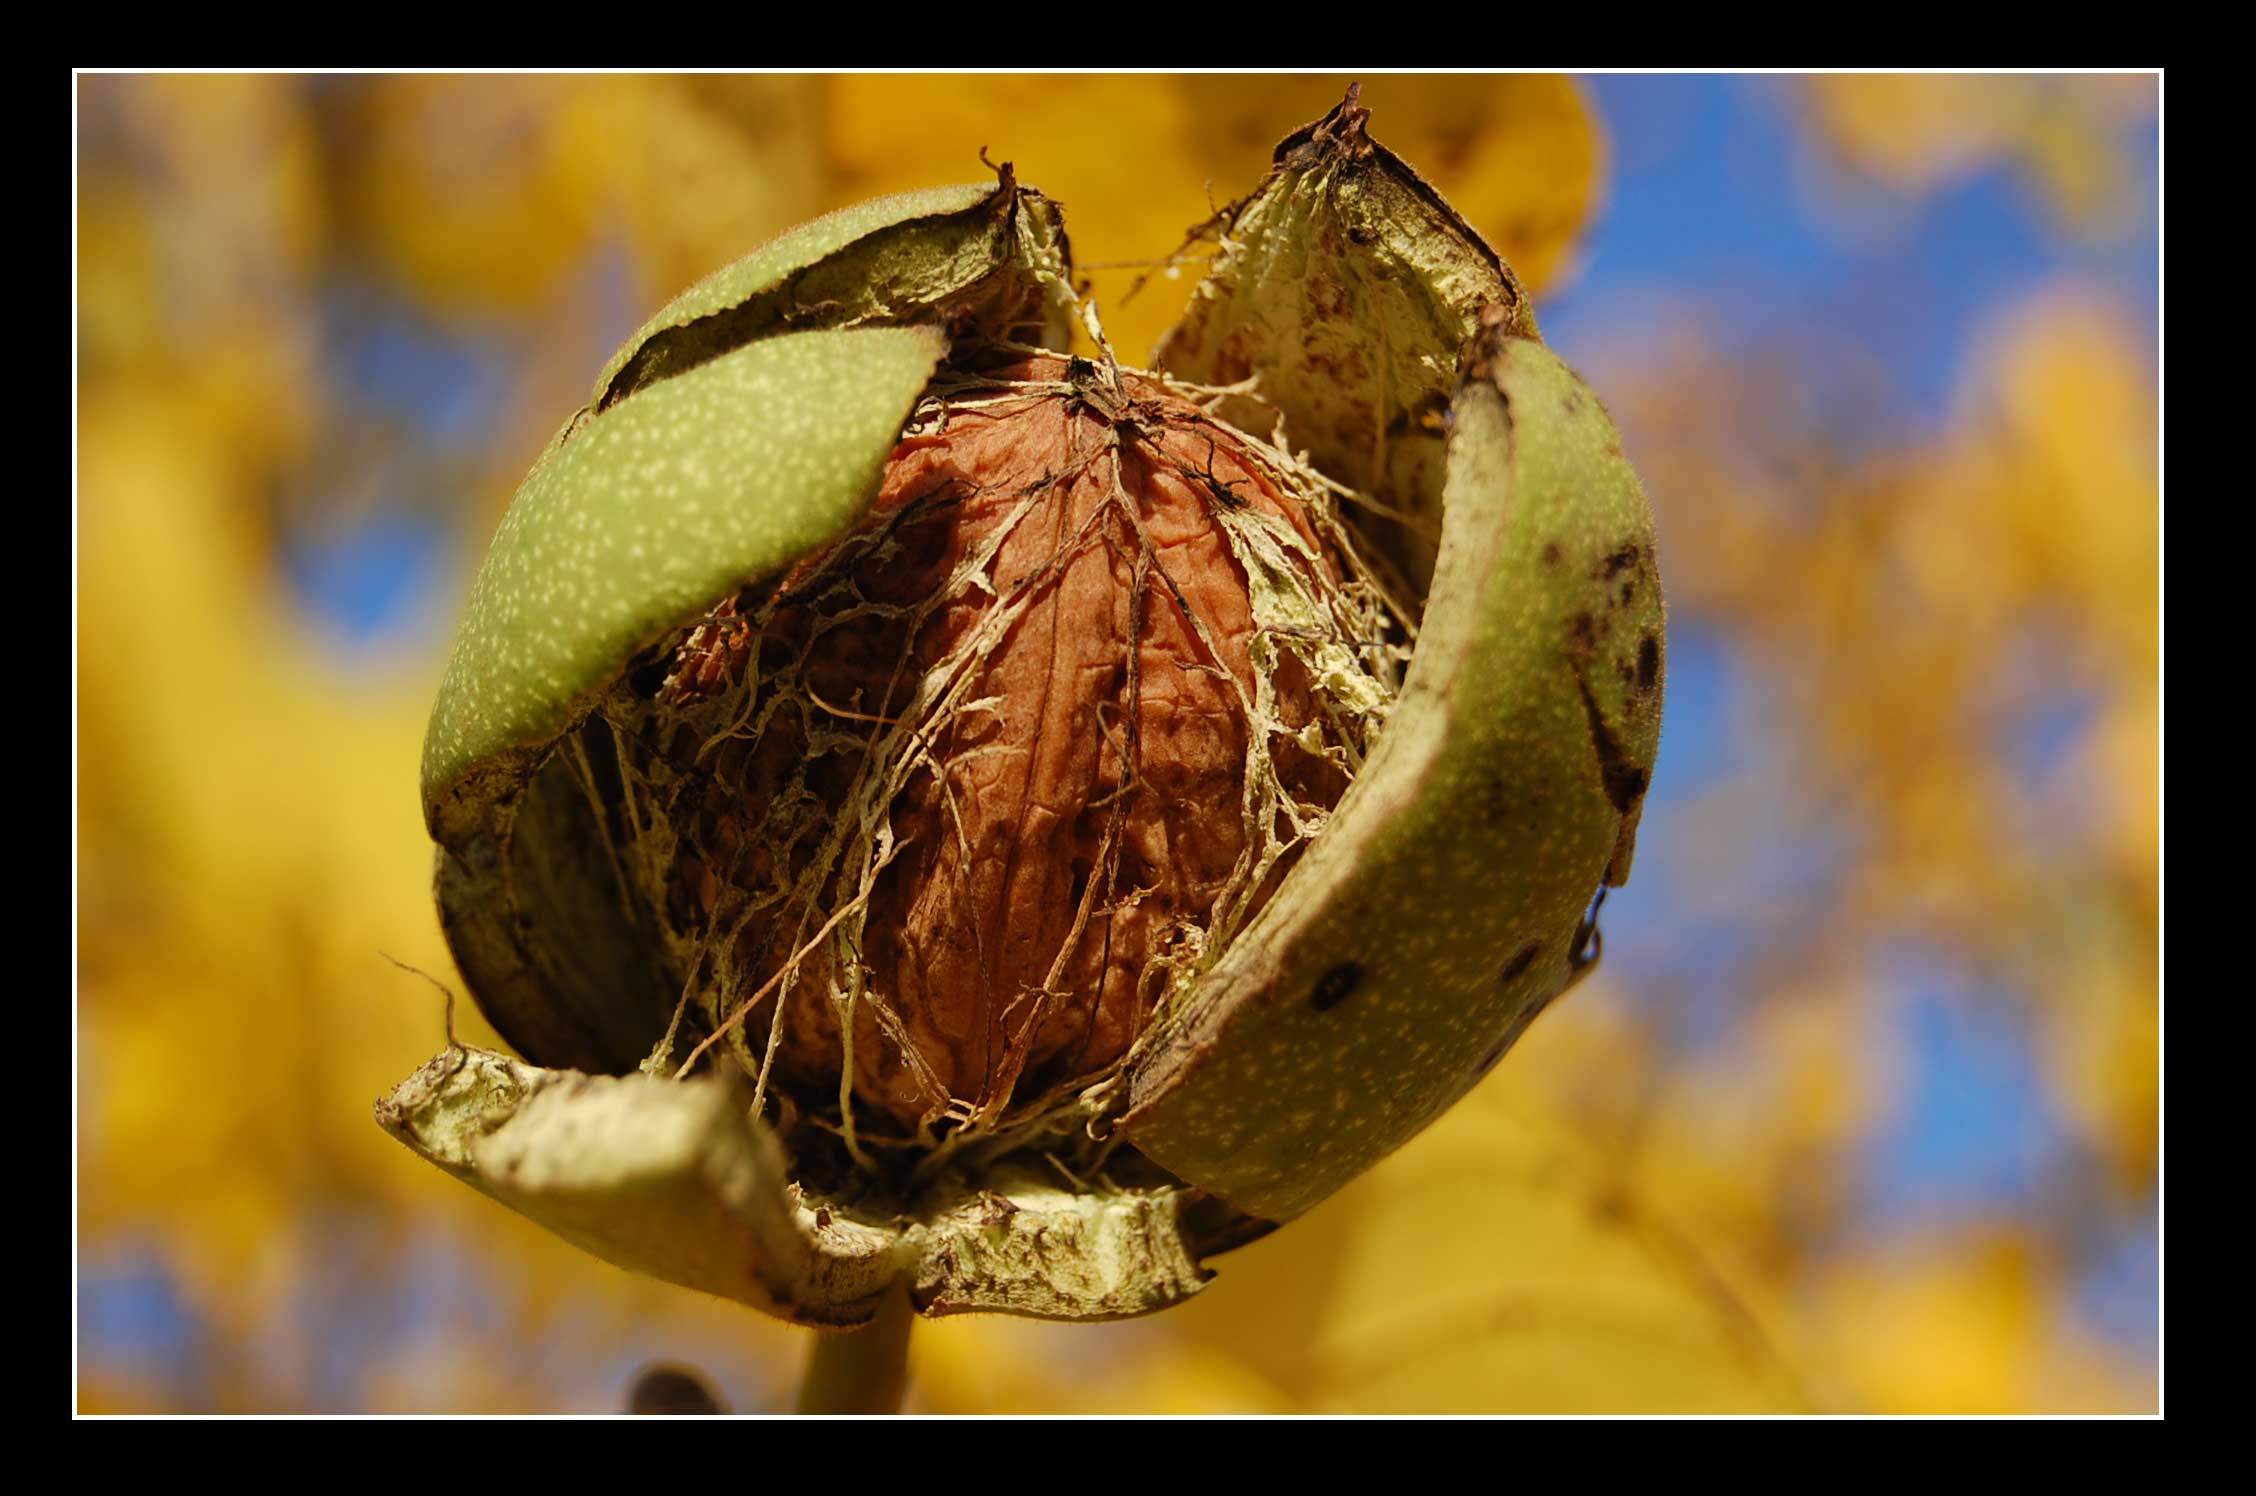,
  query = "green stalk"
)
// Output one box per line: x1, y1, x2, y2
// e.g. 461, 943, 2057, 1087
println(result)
796, 1282, 913, 1414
